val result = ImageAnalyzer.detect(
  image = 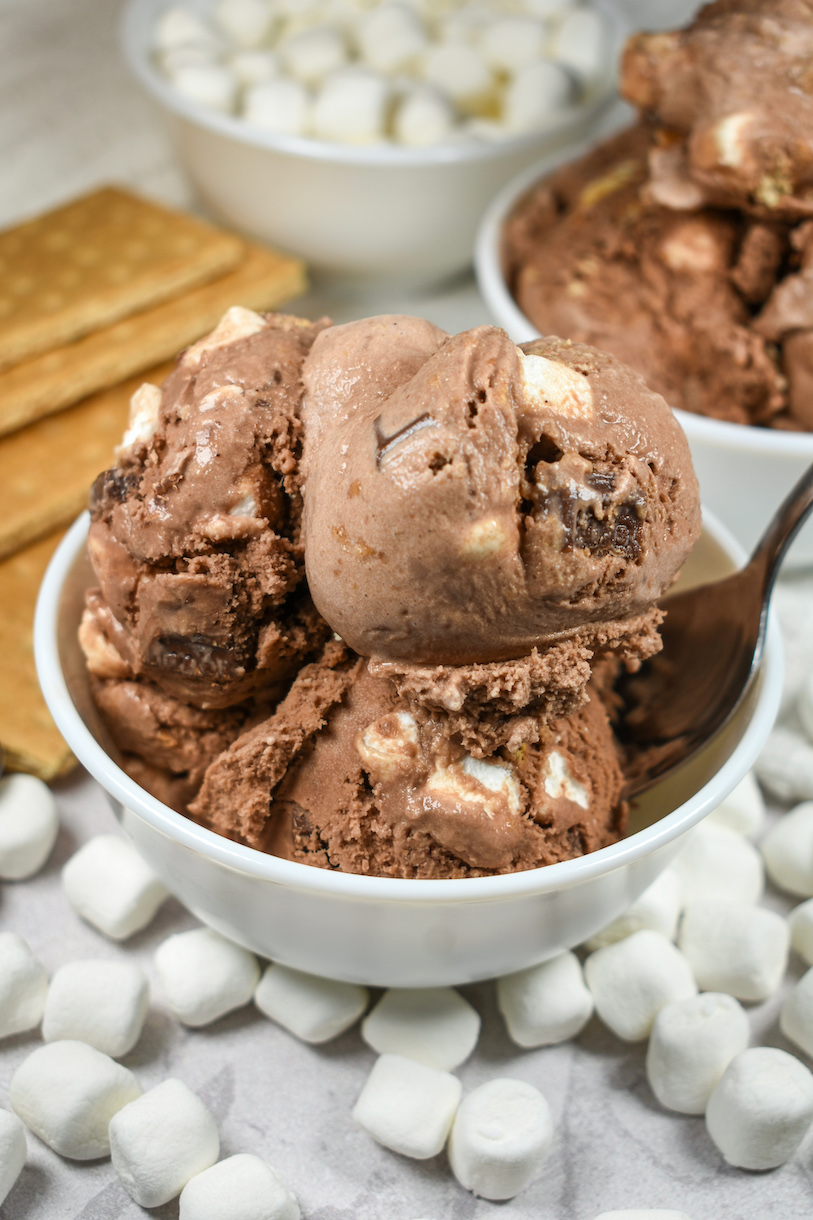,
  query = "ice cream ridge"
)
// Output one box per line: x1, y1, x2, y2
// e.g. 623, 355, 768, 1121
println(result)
503, 0, 813, 429
80, 309, 701, 878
